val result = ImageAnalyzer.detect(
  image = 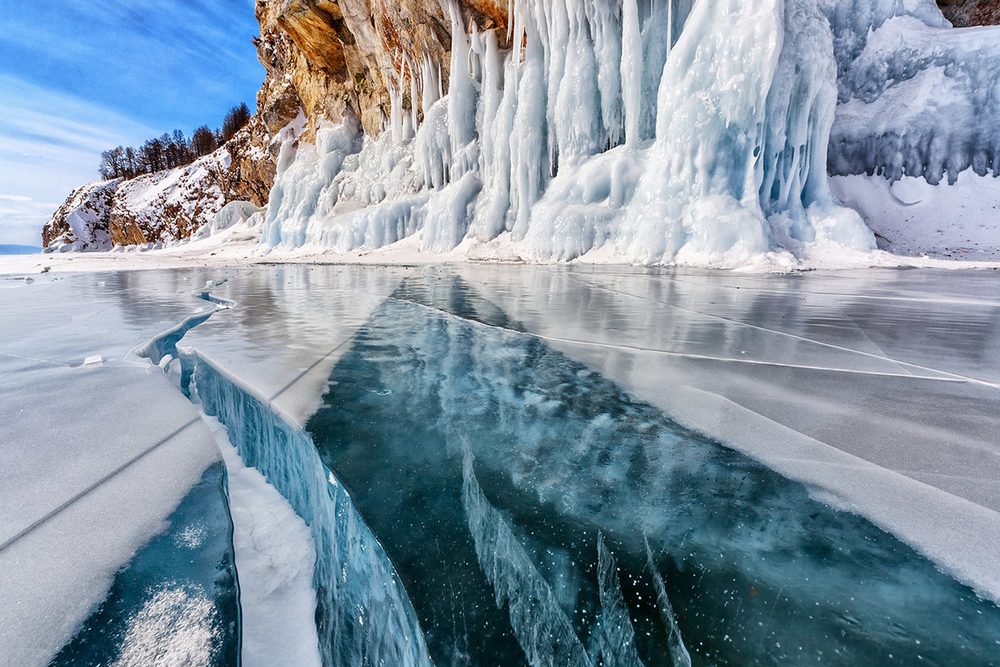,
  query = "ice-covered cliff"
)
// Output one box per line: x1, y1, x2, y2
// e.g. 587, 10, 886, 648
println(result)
44, 0, 1000, 264
256, 0, 1000, 265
